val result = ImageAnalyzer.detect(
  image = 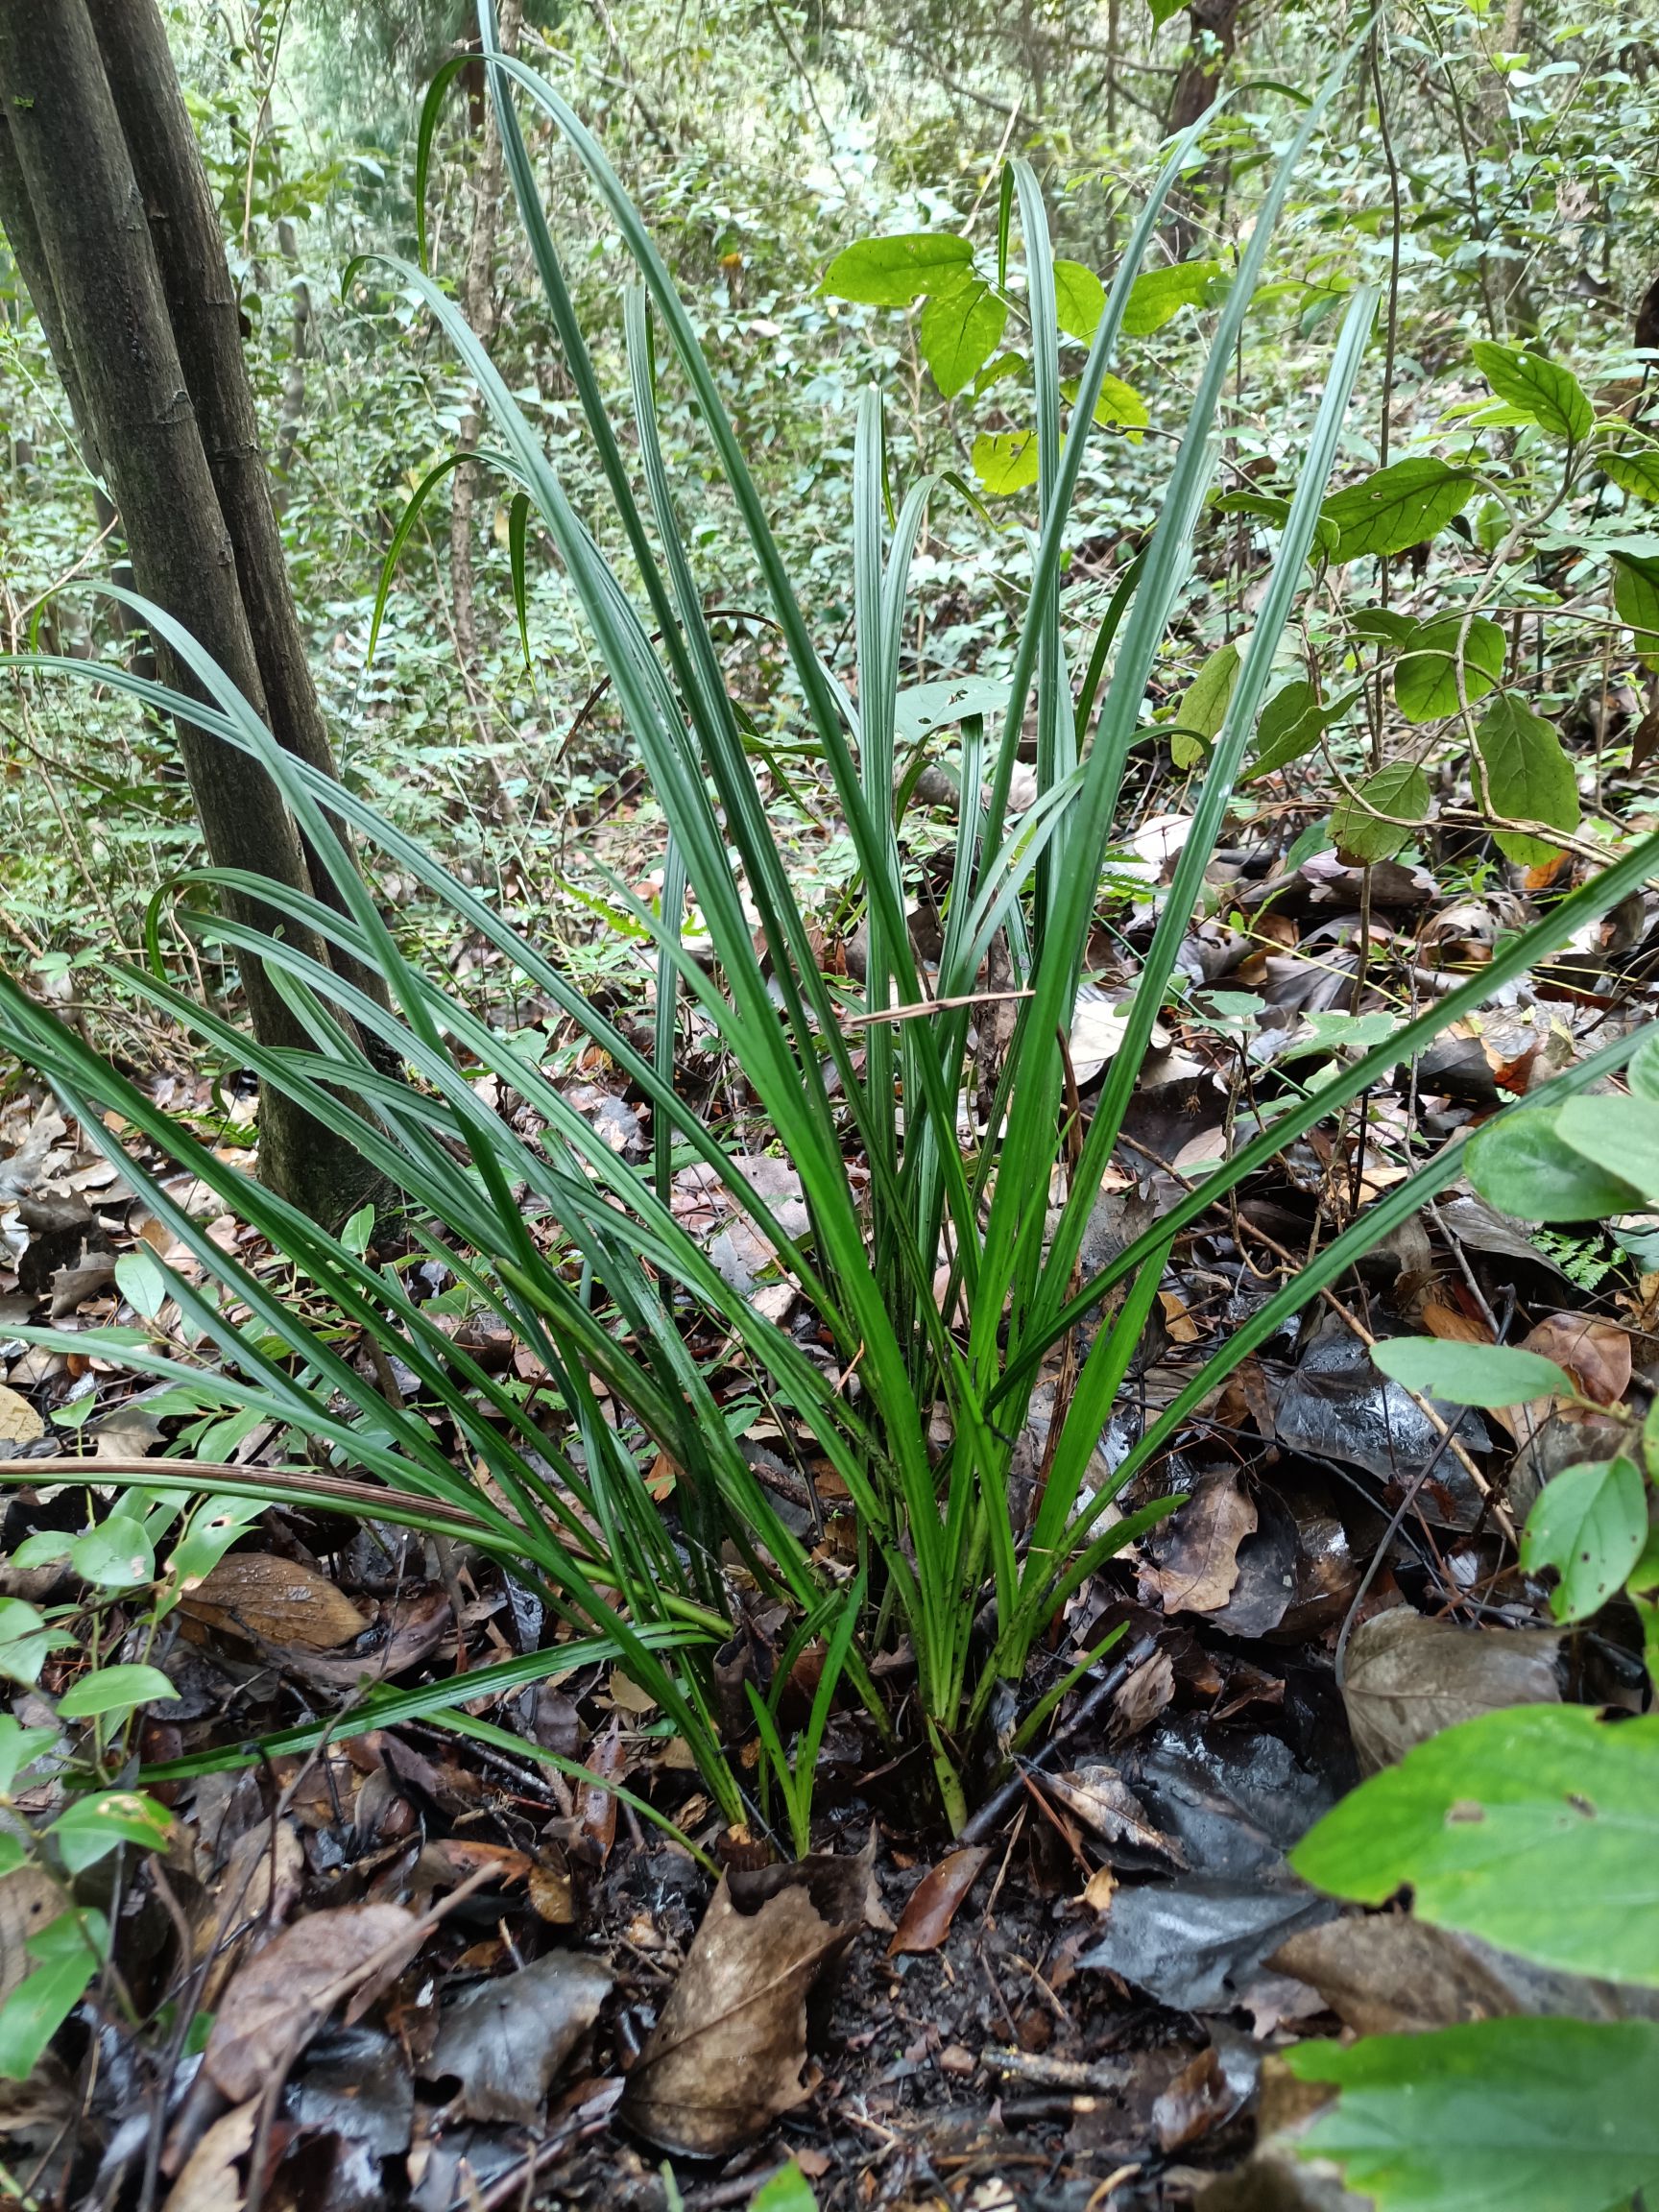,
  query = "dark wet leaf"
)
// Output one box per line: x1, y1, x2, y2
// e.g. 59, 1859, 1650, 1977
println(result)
424, 1951, 613, 2125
